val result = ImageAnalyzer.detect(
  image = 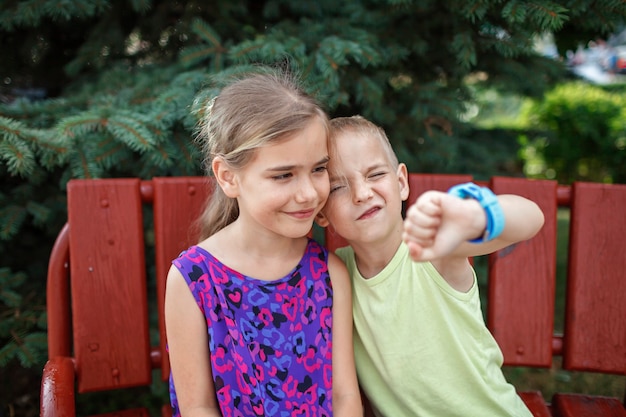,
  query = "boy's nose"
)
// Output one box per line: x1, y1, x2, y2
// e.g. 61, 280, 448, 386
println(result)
352, 180, 373, 203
